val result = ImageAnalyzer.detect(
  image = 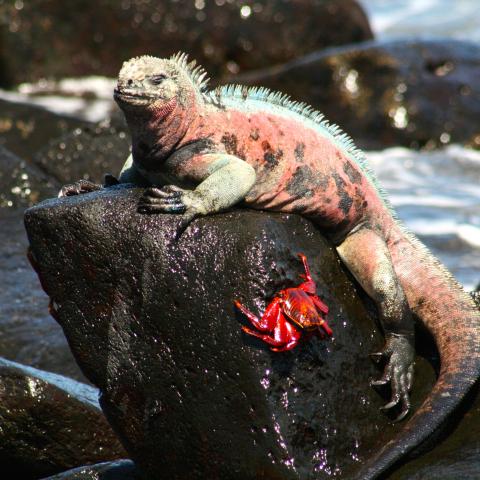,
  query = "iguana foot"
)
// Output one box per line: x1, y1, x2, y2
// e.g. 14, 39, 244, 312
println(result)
371, 333, 415, 422
58, 179, 103, 197
138, 185, 206, 239
138, 186, 187, 214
